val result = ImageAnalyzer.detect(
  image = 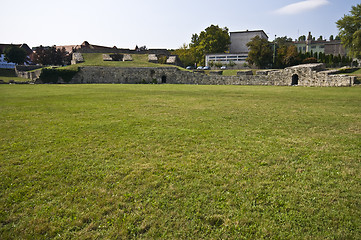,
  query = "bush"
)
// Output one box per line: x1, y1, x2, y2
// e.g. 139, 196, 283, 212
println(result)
158, 55, 167, 64
302, 57, 318, 64
110, 54, 123, 61
40, 68, 78, 83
